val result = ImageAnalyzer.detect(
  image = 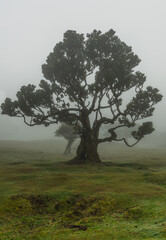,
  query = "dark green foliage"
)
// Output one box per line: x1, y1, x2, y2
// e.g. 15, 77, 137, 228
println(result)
131, 122, 155, 140
1, 29, 162, 163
